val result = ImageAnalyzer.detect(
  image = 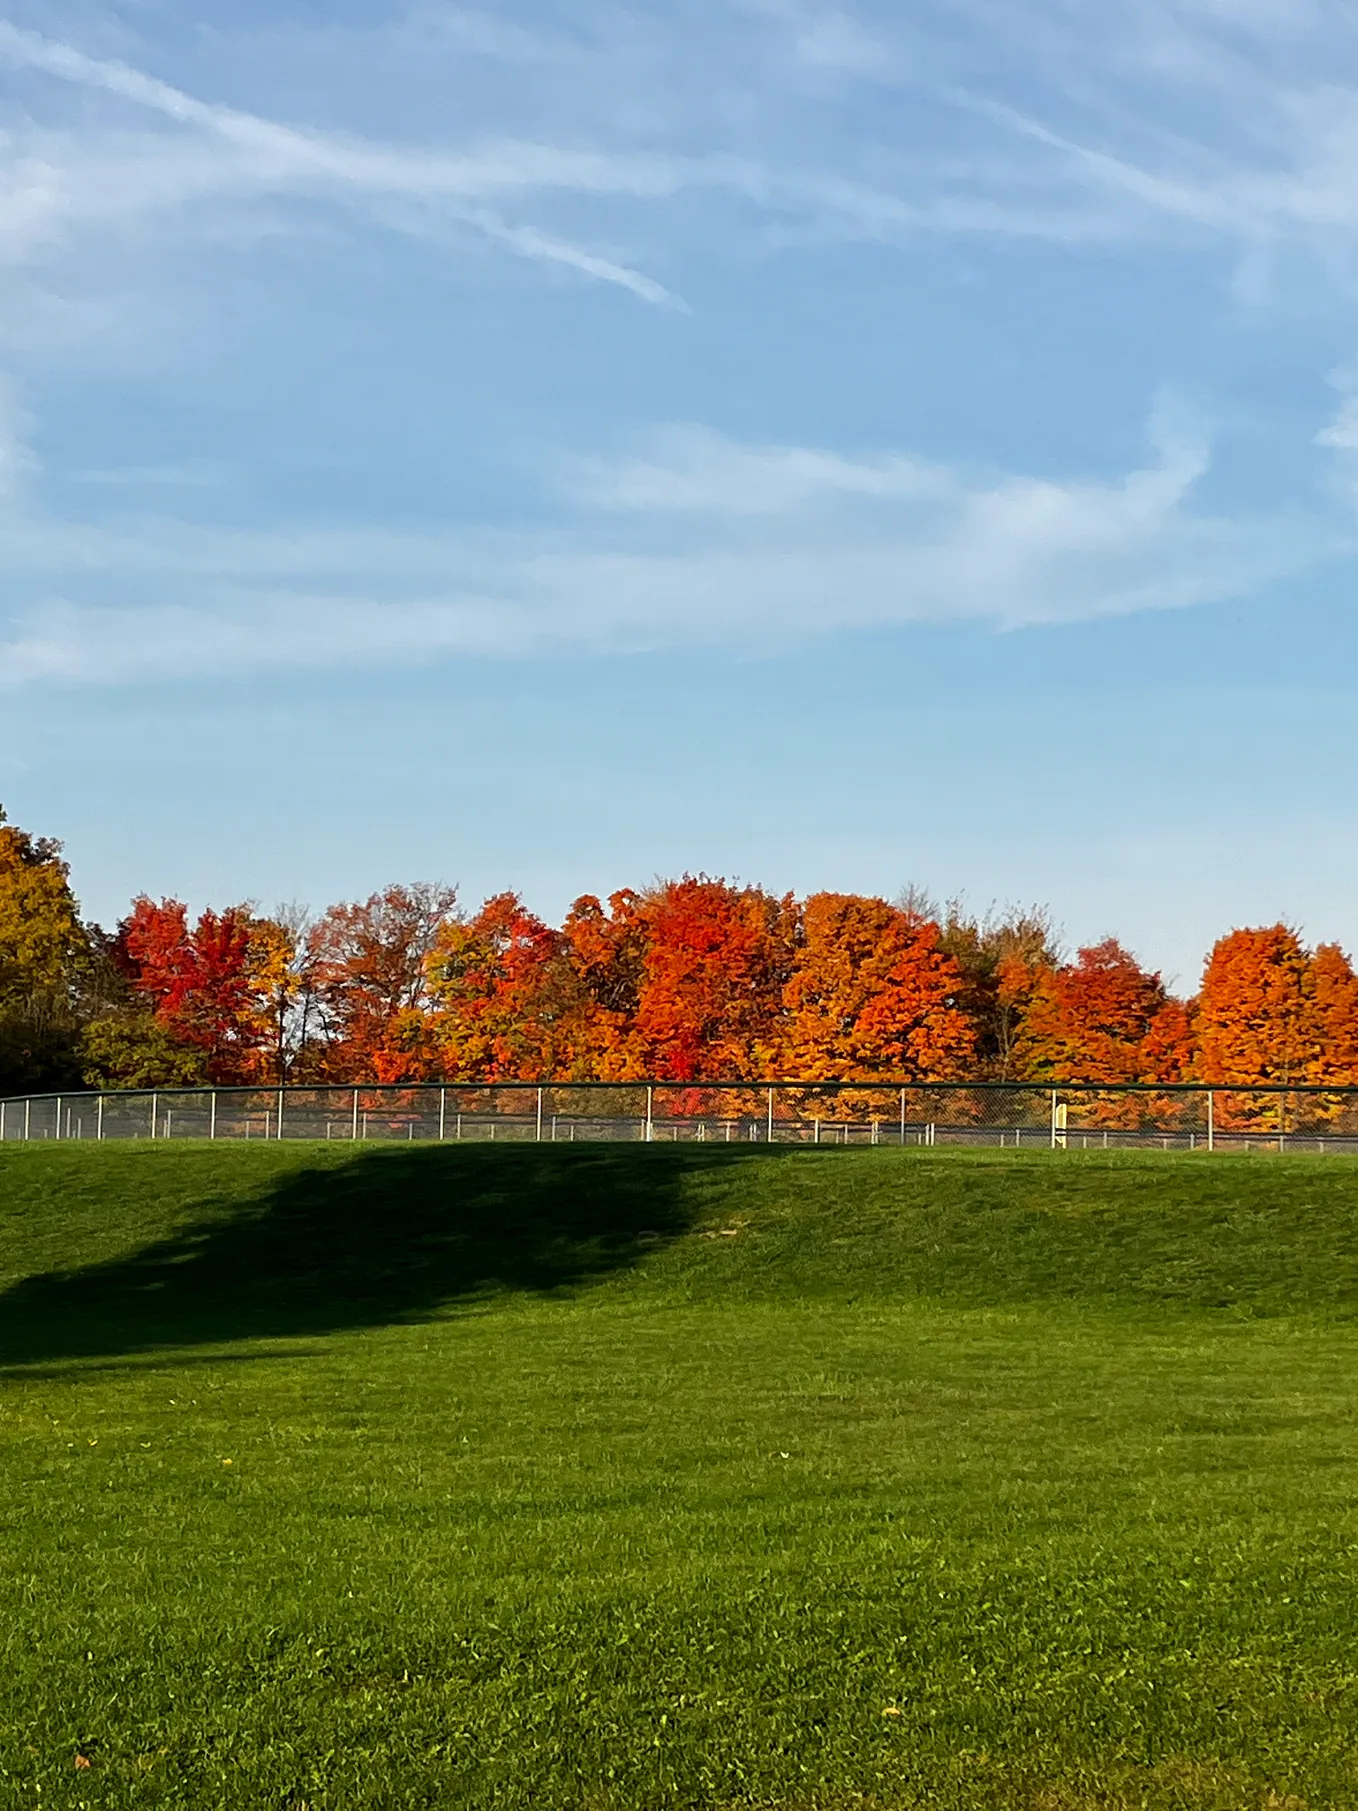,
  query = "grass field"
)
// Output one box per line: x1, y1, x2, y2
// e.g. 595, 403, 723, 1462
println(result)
3, 1144, 1358, 1809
